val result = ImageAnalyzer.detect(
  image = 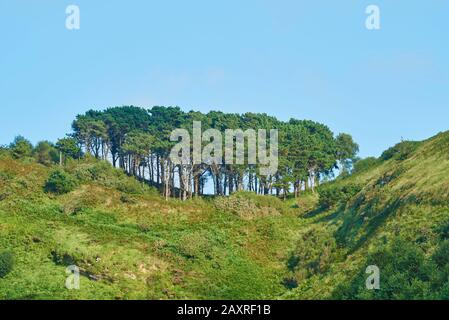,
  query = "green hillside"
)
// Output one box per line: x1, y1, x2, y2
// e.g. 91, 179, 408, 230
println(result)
1, 131, 449, 299
284, 131, 449, 299
0, 154, 306, 299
